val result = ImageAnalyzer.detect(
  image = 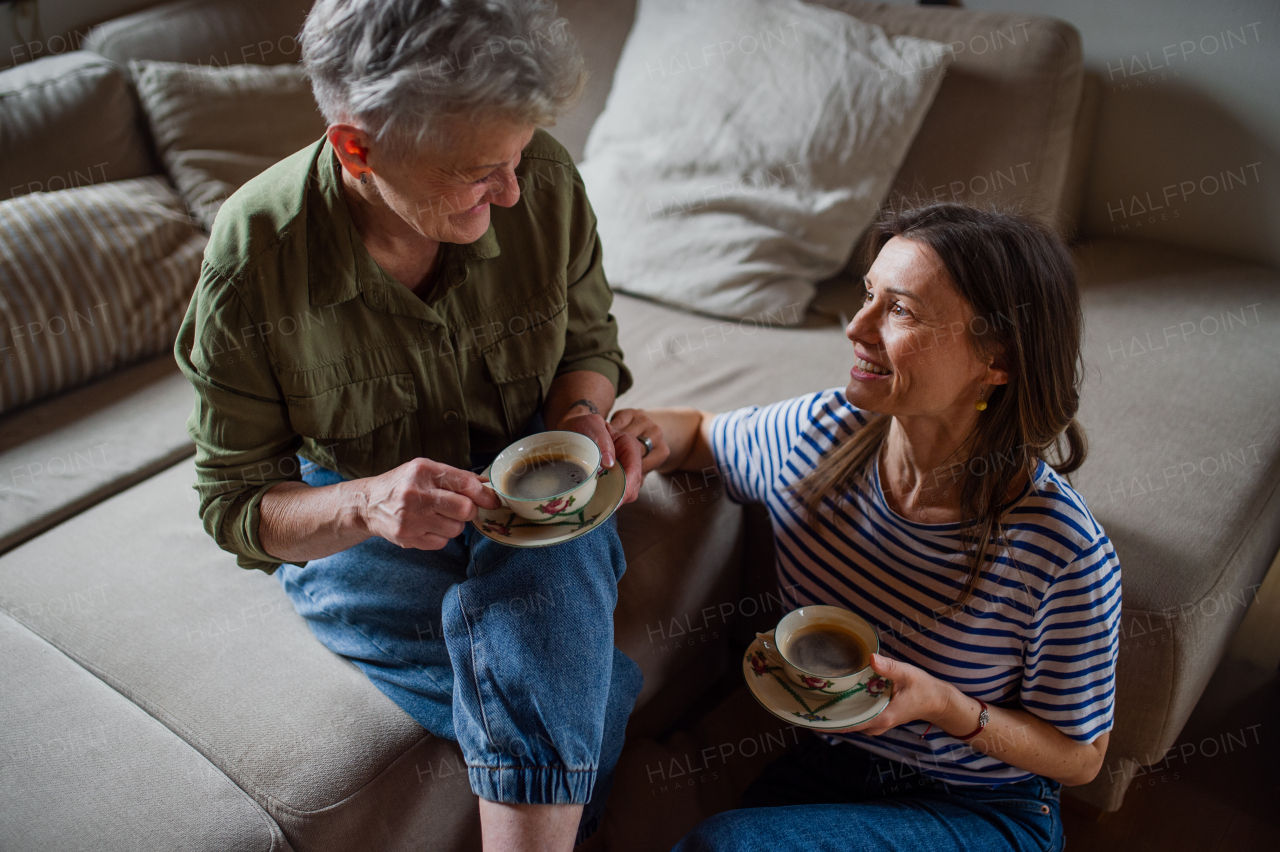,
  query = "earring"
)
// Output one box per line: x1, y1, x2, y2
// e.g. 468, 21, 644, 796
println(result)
975, 386, 988, 412
359, 172, 369, 185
